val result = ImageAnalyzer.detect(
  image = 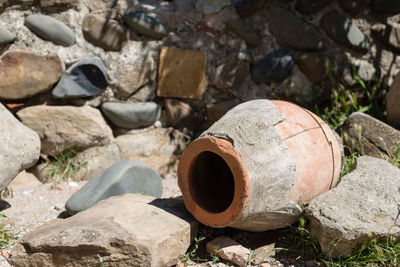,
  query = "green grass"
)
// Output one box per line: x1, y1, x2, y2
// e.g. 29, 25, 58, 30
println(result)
44, 147, 87, 182
0, 222, 17, 249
